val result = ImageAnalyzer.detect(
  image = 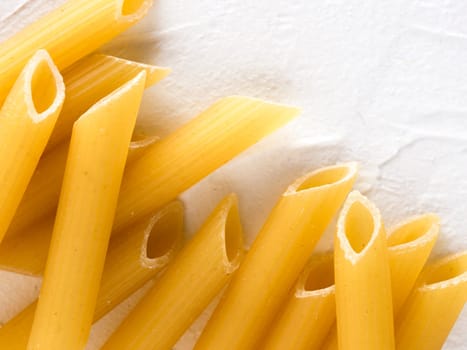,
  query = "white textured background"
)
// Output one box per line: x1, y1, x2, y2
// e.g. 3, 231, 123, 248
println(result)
0, 0, 466, 349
